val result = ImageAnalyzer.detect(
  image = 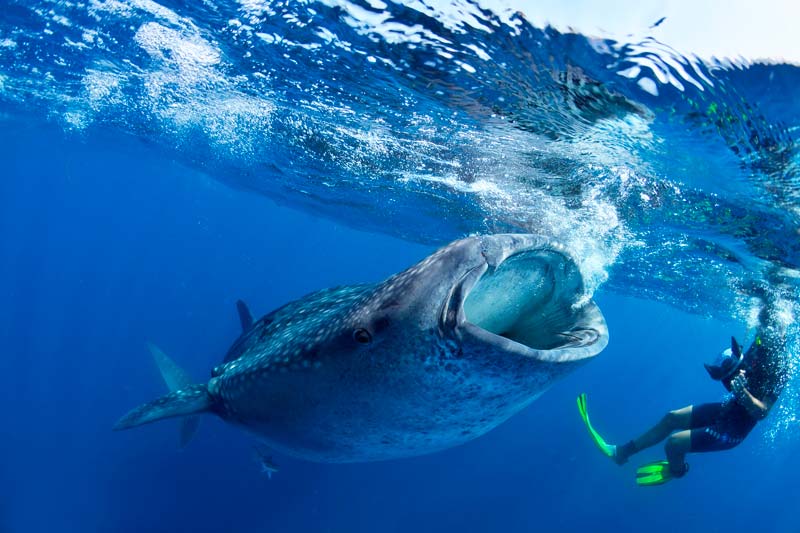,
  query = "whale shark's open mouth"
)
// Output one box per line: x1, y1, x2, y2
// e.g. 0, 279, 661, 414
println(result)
447, 244, 607, 363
